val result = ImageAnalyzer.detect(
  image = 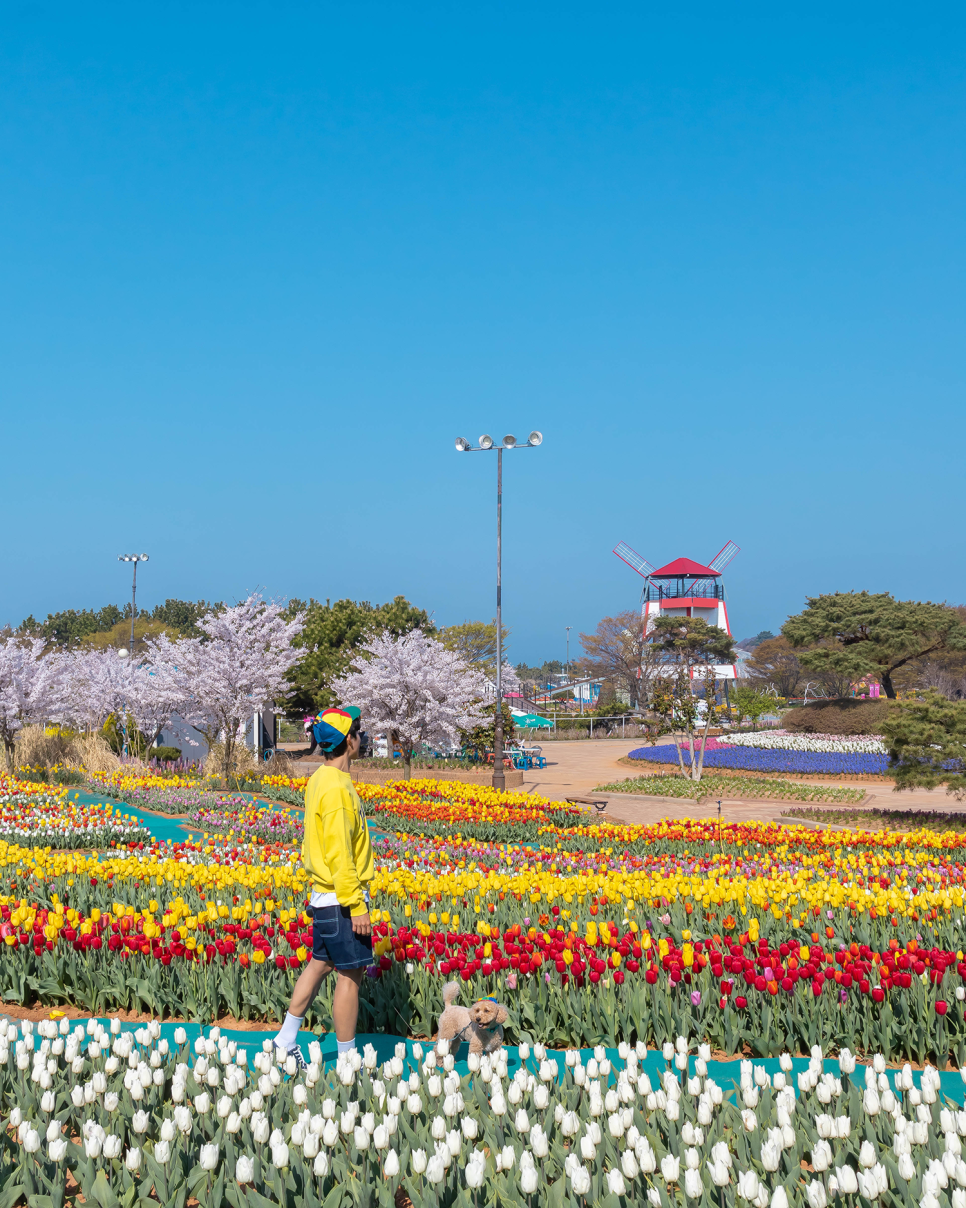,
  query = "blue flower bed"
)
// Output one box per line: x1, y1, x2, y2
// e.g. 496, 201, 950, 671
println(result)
627, 745, 889, 776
